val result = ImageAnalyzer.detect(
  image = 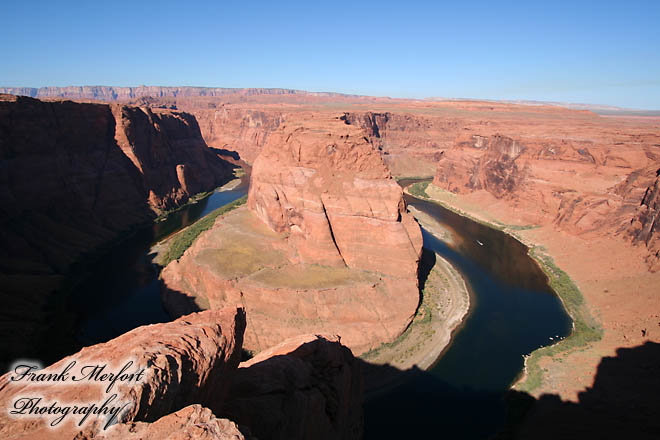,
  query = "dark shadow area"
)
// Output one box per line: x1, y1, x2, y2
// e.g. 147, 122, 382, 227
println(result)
0, 96, 241, 371
503, 342, 660, 440
220, 337, 363, 440
362, 342, 660, 440
212, 147, 241, 161
417, 247, 436, 293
